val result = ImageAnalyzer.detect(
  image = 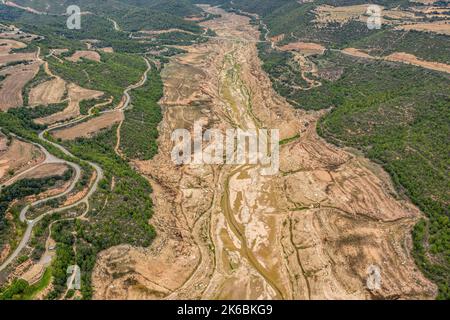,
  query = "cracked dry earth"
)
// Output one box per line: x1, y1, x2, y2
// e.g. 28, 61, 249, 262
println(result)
92, 7, 437, 300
